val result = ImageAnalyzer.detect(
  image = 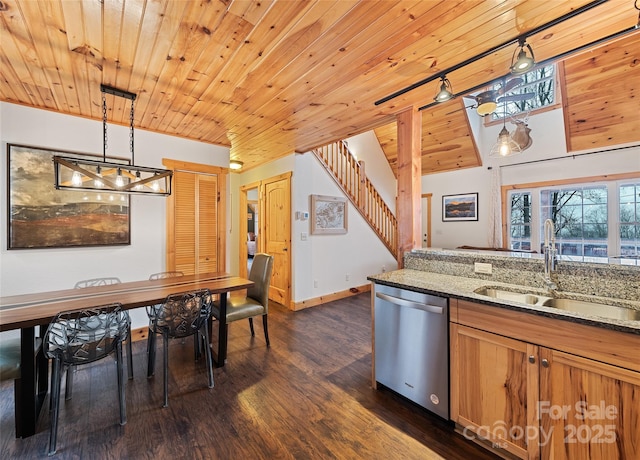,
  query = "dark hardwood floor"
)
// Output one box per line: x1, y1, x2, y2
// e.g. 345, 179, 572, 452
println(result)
1, 292, 498, 459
